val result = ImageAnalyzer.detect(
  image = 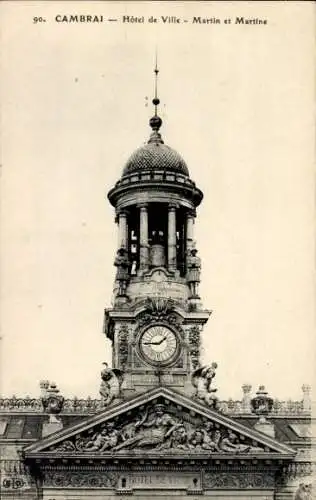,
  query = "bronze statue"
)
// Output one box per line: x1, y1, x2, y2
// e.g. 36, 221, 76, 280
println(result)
186, 247, 201, 297
114, 247, 130, 296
